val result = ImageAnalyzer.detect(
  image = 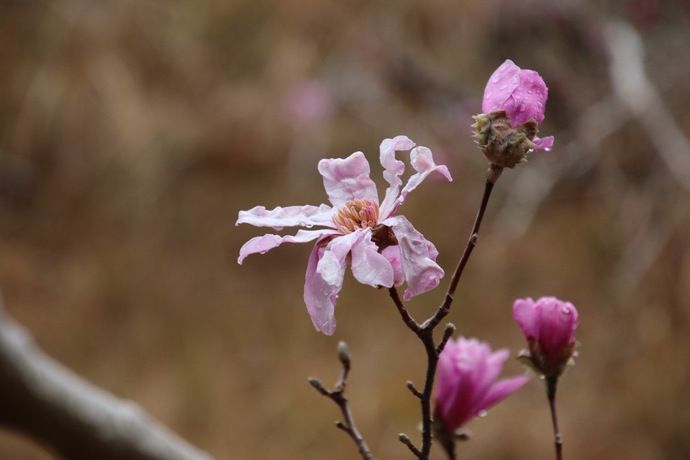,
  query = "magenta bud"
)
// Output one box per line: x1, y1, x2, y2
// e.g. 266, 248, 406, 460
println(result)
433, 336, 528, 437
513, 296, 579, 378
474, 60, 554, 169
